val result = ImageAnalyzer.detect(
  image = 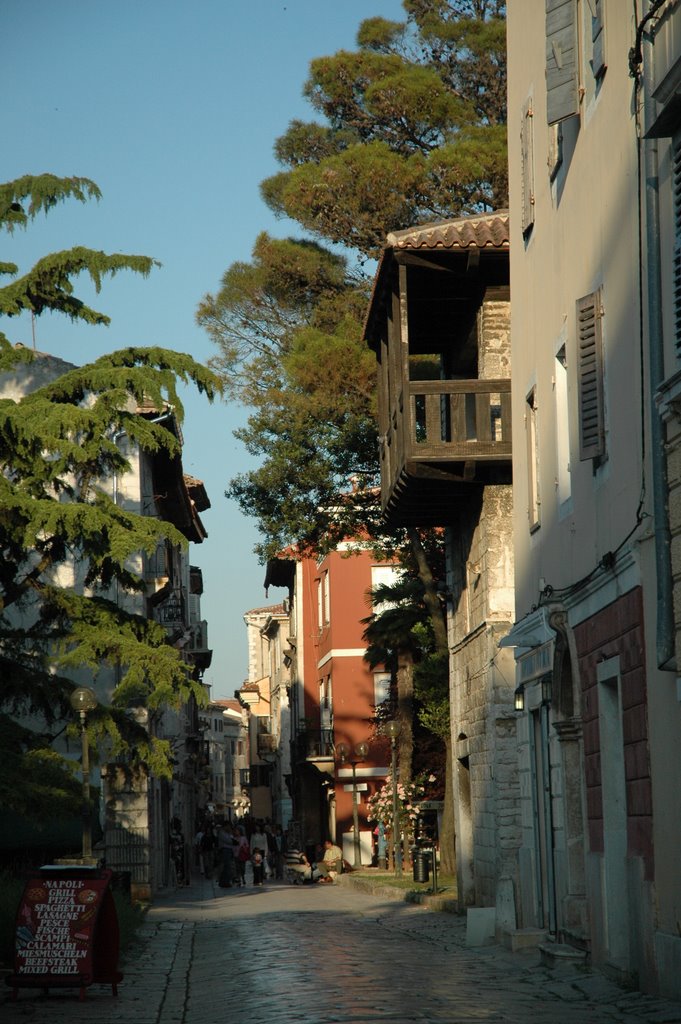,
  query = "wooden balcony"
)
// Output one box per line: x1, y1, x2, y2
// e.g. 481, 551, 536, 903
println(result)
380, 378, 512, 525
